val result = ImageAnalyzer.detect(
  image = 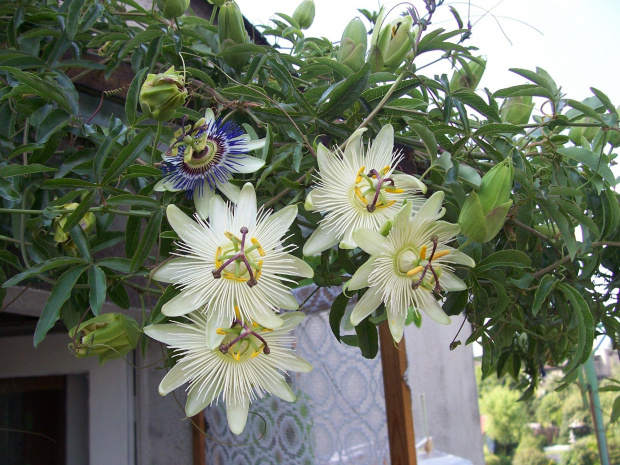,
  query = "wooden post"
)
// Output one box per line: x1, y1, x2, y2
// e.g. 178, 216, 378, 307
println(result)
192, 413, 206, 465
379, 322, 417, 465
